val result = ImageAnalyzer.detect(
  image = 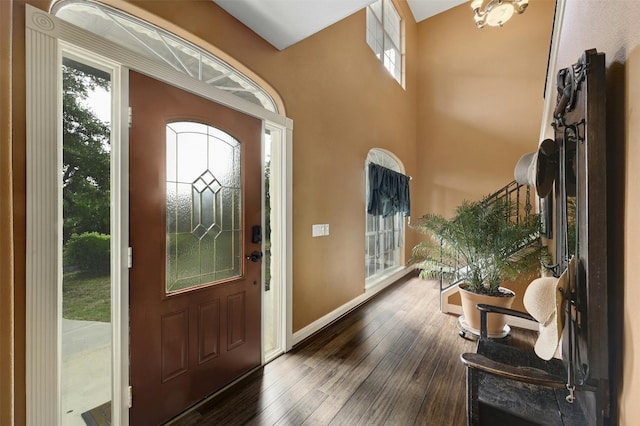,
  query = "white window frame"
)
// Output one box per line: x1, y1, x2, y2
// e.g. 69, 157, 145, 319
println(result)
366, 0, 403, 86
365, 148, 406, 289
